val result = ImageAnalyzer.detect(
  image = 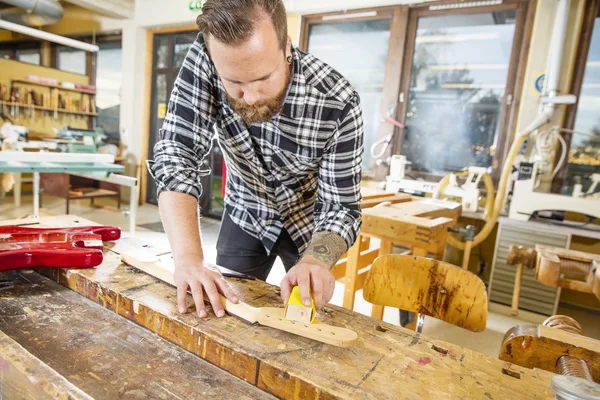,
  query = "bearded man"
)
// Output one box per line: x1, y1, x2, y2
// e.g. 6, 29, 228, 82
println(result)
149, 0, 364, 318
